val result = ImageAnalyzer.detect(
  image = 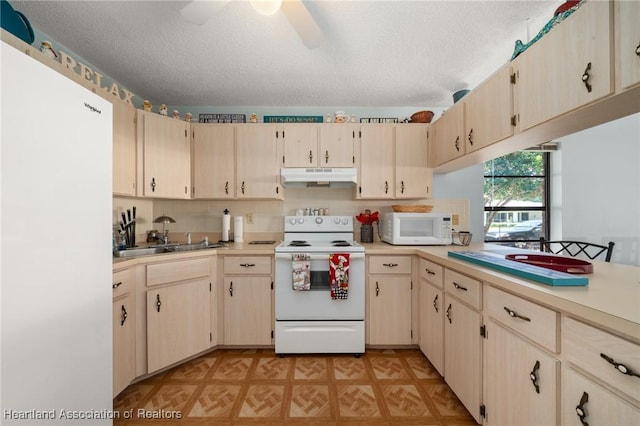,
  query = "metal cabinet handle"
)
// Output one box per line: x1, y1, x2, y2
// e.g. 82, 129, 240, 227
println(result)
120, 305, 128, 326
453, 282, 467, 291
225, 181, 229, 194
425, 268, 435, 275
229, 281, 233, 297
600, 353, 640, 378
530, 360, 541, 394
383, 263, 398, 267
112, 281, 123, 289
400, 181, 405, 194
468, 128, 474, 146
309, 150, 313, 163
433, 294, 439, 312
156, 294, 161, 312
151, 177, 156, 192
241, 181, 245, 194
575, 391, 589, 426
504, 306, 531, 322
446, 303, 452, 323
325, 150, 329, 163
454, 136, 460, 152
384, 181, 389, 194
636, 41, 640, 56
582, 62, 592, 93
375, 281, 380, 297
240, 263, 256, 268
